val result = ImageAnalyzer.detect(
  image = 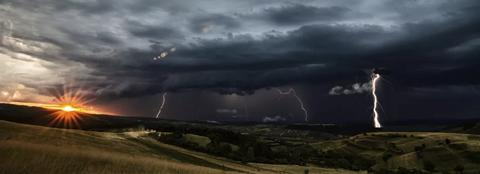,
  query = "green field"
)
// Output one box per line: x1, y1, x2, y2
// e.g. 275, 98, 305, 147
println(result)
0, 120, 361, 174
